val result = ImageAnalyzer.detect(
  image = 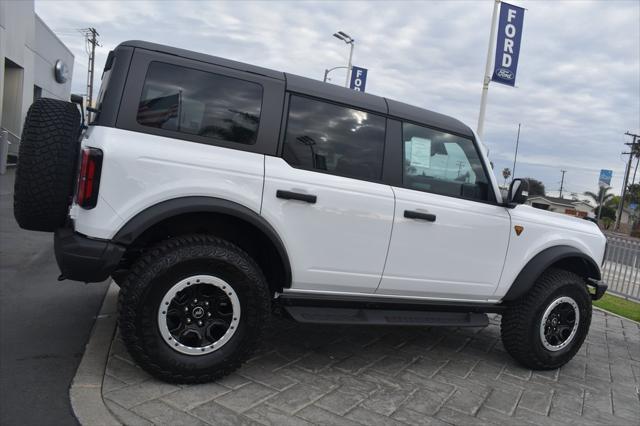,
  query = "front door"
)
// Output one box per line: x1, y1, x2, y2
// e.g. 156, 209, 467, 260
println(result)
262, 95, 394, 294
377, 122, 511, 300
